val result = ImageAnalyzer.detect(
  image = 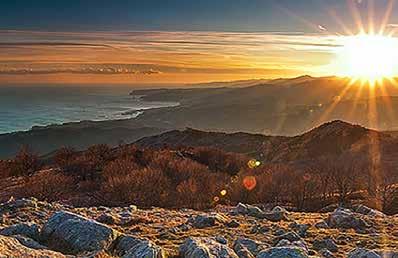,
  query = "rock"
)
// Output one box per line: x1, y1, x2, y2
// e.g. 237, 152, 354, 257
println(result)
257, 246, 309, 258
236, 203, 249, 214
273, 231, 302, 245
319, 248, 336, 258
41, 211, 119, 254
233, 243, 255, 258
327, 208, 368, 230
233, 237, 267, 257
250, 224, 270, 234
289, 222, 311, 237
314, 220, 329, 229
0, 235, 66, 257
226, 220, 240, 228
12, 234, 48, 250
247, 206, 264, 217
313, 237, 338, 252
347, 248, 381, 258
190, 213, 229, 229
275, 239, 307, 251
179, 237, 238, 258
215, 236, 228, 245
96, 213, 120, 225
113, 234, 166, 258
262, 206, 289, 222
0, 222, 40, 241
353, 205, 385, 217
